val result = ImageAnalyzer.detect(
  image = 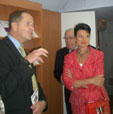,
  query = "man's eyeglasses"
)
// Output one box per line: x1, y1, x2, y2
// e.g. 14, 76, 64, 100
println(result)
64, 36, 75, 40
